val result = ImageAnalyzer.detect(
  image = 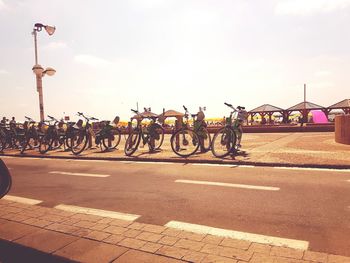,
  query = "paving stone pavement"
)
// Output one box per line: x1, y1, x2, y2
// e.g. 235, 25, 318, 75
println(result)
1, 199, 350, 263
